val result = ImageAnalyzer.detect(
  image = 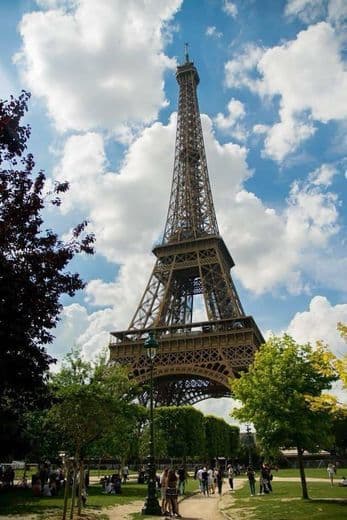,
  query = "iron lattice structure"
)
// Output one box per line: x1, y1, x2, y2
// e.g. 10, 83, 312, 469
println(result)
109, 55, 264, 405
